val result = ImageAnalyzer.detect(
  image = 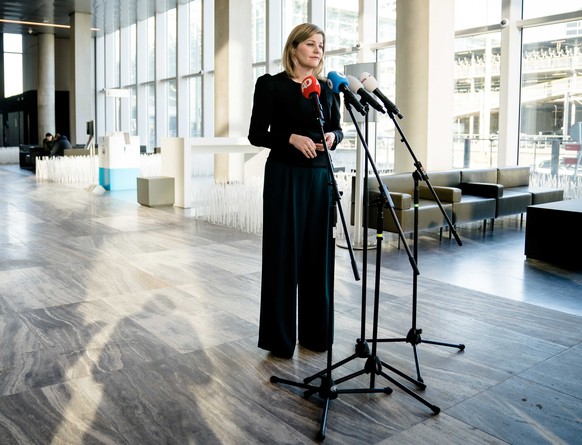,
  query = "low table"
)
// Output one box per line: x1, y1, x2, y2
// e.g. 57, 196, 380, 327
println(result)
525, 198, 582, 268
